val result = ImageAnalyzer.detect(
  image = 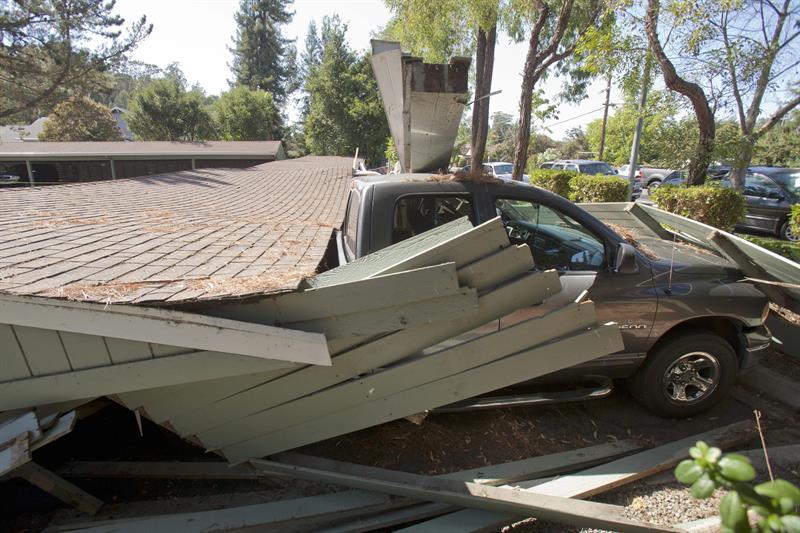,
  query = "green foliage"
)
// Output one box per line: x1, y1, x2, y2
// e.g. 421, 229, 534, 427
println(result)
528, 169, 575, 198
651, 184, 746, 231
0, 0, 151, 122
676, 441, 800, 533
754, 110, 800, 167
229, 0, 295, 104
486, 111, 516, 162
38, 97, 122, 142
741, 235, 800, 264
569, 175, 629, 203
792, 206, 800, 236
127, 78, 216, 141
303, 16, 389, 167
385, 137, 399, 168
381, 0, 475, 62
212, 87, 279, 141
